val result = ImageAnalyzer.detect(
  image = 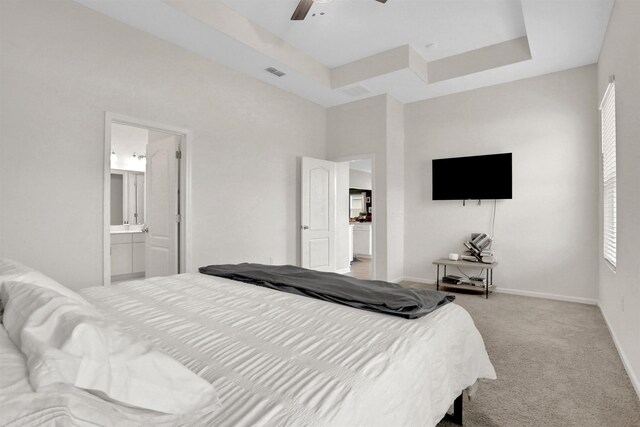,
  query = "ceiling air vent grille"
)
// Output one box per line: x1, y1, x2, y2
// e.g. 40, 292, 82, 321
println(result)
265, 67, 286, 77
342, 85, 371, 98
